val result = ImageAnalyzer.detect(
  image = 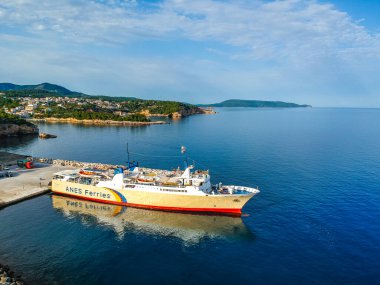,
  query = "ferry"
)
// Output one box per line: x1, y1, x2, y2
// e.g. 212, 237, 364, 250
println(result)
51, 156, 259, 215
